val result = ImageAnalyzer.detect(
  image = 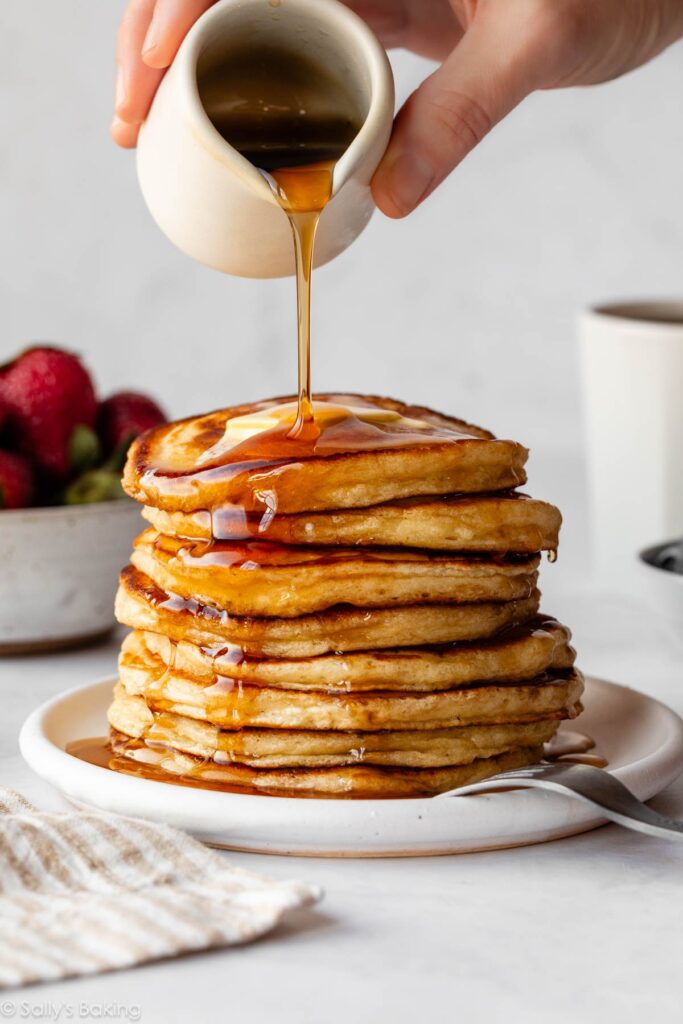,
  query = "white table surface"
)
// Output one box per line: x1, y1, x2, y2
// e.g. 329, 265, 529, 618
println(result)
1, 457, 682, 1024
